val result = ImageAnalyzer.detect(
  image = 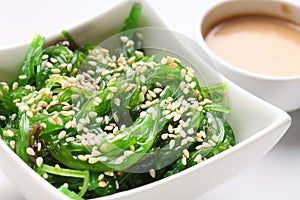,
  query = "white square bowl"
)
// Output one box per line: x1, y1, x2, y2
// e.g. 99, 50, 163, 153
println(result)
0, 0, 291, 200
